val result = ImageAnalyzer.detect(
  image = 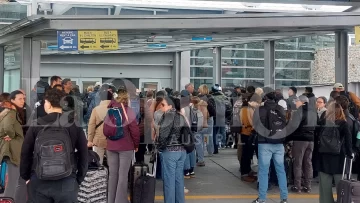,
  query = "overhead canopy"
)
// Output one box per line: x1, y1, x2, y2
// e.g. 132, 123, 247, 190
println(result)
0, 12, 357, 53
